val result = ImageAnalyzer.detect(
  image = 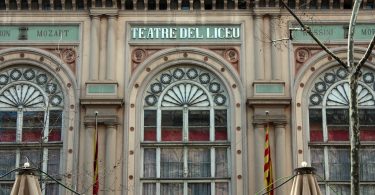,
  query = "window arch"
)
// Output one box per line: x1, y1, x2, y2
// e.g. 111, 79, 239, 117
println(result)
141, 66, 231, 195
308, 66, 375, 194
0, 65, 64, 194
